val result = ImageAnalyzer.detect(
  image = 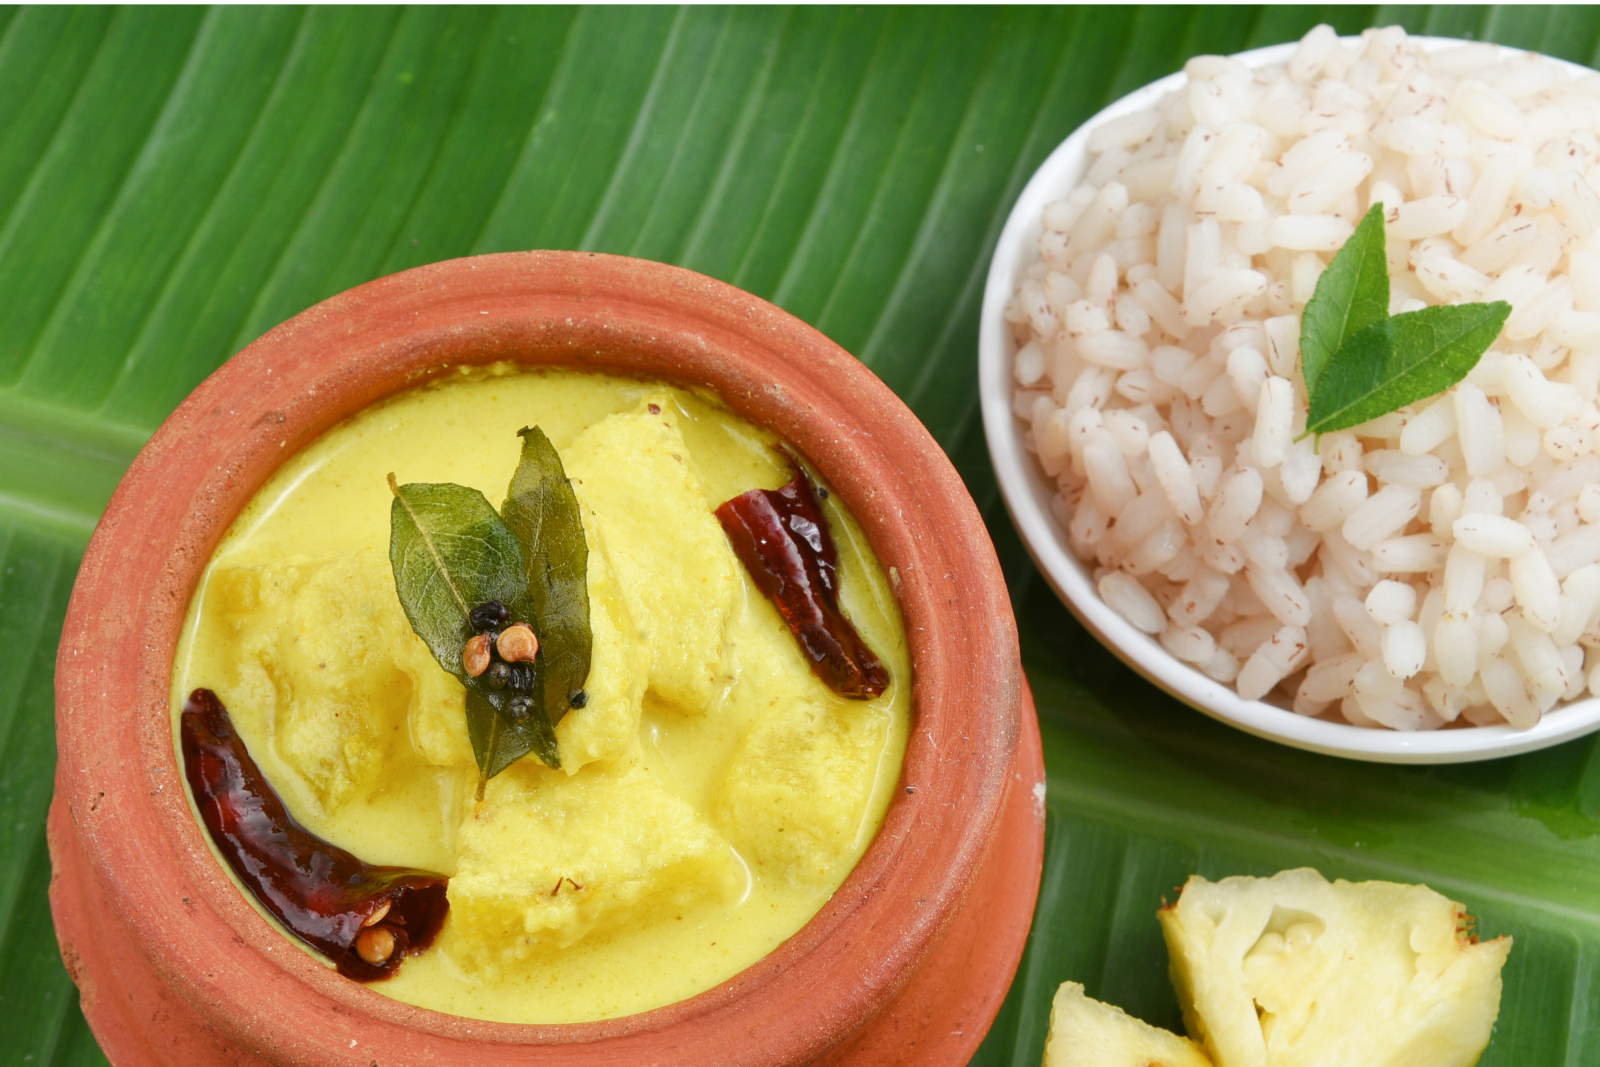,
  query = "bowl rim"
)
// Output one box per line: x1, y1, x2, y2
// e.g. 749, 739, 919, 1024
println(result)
53, 250, 1032, 1064
979, 33, 1600, 764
